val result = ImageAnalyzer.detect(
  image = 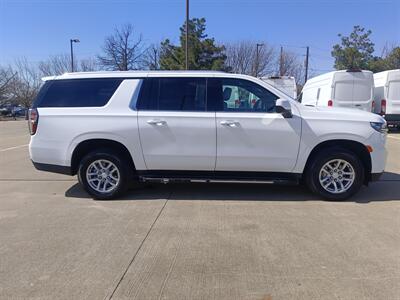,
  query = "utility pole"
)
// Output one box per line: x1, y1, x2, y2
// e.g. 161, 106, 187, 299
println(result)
279, 46, 283, 76
304, 46, 309, 83
153, 48, 158, 70
70, 39, 80, 72
185, 0, 189, 70
255, 43, 264, 77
